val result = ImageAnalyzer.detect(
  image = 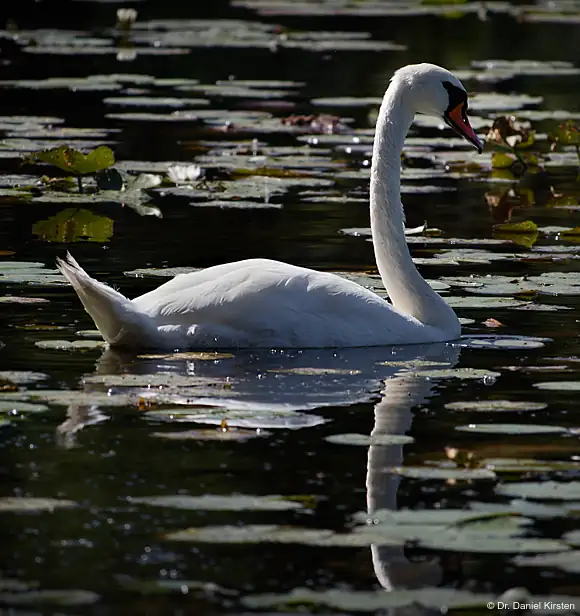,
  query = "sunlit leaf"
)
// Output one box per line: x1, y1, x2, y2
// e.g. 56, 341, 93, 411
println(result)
492, 152, 515, 169
32, 208, 114, 243
26, 145, 115, 175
